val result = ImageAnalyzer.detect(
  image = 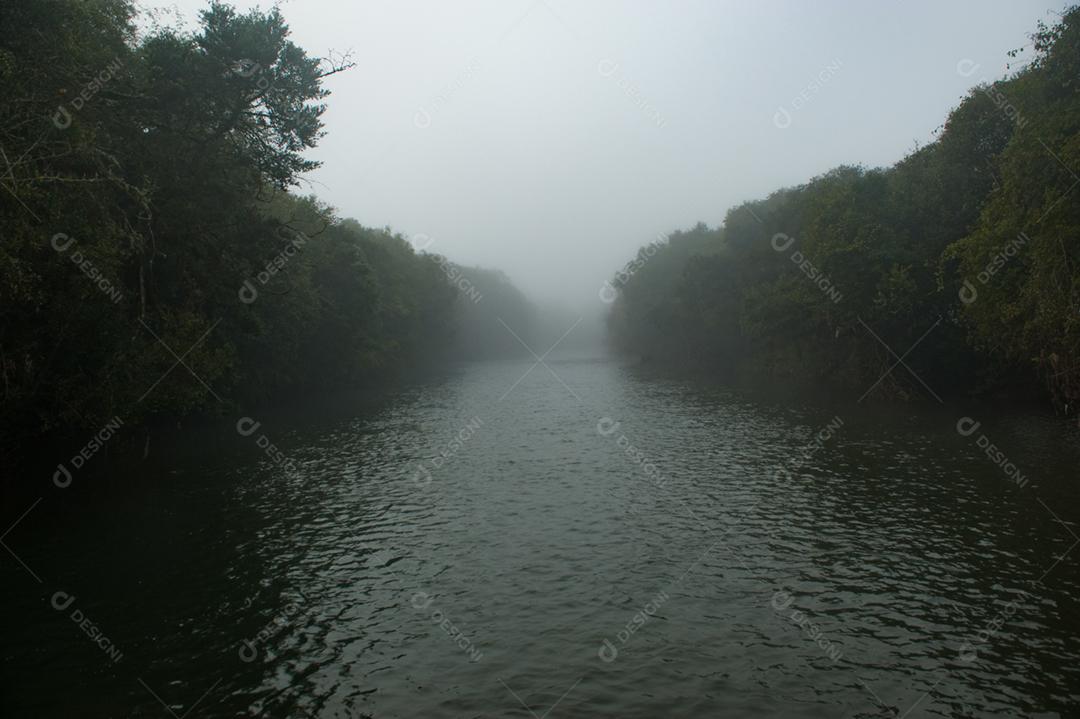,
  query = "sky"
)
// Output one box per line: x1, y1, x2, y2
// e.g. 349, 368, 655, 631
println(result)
147, 0, 1063, 311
